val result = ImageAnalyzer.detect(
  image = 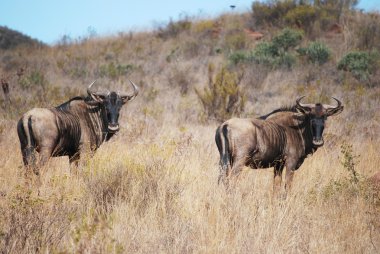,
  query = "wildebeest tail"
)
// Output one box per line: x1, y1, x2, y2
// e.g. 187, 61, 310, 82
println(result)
17, 115, 37, 167
215, 124, 231, 184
